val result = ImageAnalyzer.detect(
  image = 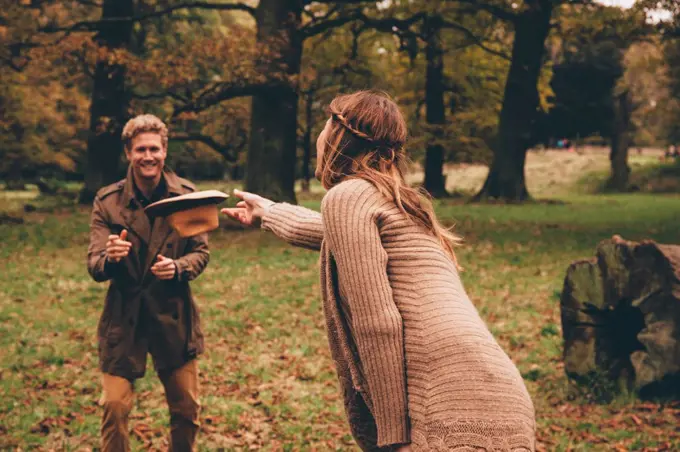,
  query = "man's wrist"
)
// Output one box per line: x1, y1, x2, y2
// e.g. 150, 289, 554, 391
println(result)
173, 260, 180, 281
103, 254, 120, 276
